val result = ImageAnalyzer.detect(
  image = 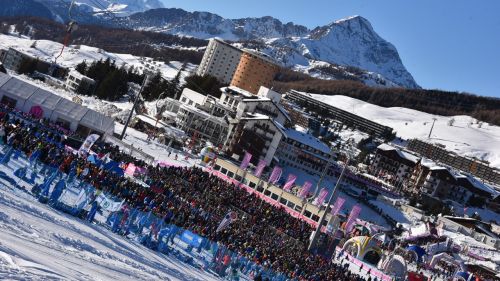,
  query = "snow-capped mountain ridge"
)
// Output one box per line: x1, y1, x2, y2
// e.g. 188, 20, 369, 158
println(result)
120, 10, 418, 88
1, 2, 419, 88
